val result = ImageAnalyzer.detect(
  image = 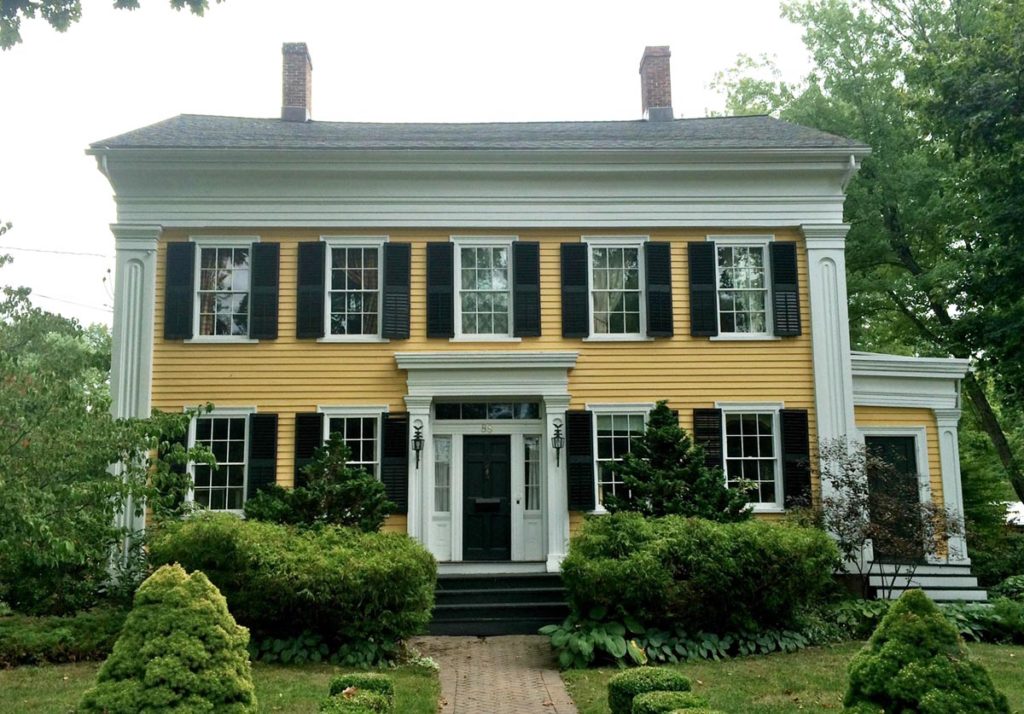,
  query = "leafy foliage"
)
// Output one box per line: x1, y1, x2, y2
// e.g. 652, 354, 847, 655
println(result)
845, 589, 1009, 713
561, 512, 838, 633
249, 631, 402, 668
78, 564, 257, 713
0, 607, 126, 666
991, 575, 1024, 602
329, 673, 395, 702
148, 513, 436, 658
631, 691, 710, 714
244, 432, 394, 532
603, 401, 751, 522
606, 667, 692, 714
